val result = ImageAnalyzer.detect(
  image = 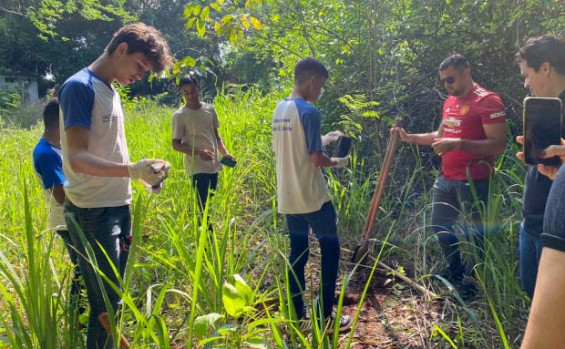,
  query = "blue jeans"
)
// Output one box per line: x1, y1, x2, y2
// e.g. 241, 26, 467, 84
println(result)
285, 201, 340, 319
519, 222, 543, 299
65, 202, 131, 349
431, 175, 489, 279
